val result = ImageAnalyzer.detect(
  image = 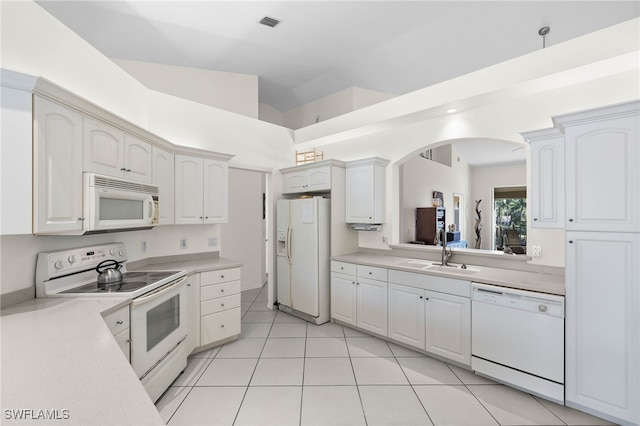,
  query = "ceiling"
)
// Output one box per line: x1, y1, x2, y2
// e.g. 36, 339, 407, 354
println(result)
35, 1, 639, 114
